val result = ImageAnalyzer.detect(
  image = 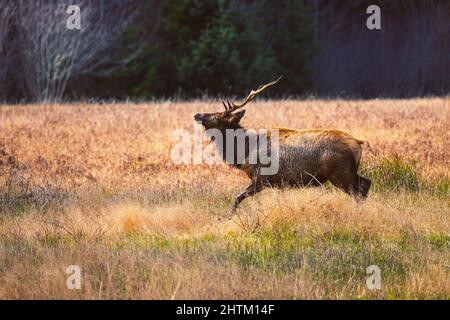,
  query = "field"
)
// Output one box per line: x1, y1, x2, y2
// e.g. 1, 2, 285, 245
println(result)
0, 98, 449, 299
